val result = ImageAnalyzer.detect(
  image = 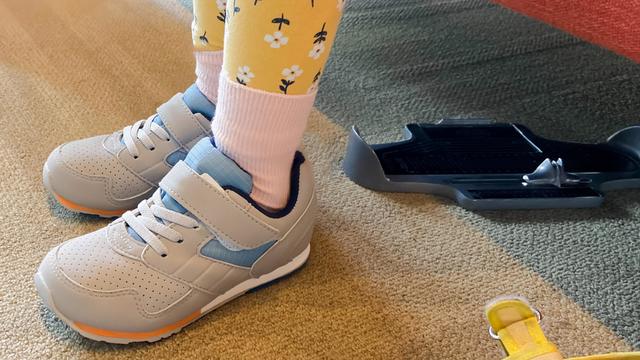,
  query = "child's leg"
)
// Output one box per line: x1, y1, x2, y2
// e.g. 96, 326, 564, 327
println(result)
35, 2, 338, 341
192, 0, 227, 103
214, 0, 344, 209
